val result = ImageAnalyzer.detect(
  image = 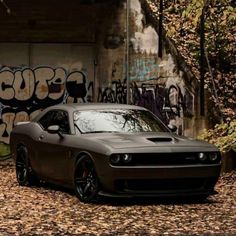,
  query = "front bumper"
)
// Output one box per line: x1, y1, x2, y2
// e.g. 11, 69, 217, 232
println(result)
96, 163, 221, 197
